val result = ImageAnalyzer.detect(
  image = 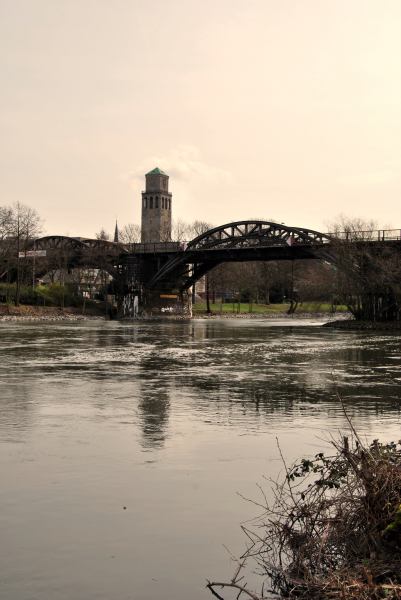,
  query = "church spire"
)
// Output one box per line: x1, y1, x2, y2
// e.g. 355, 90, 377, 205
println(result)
114, 220, 119, 243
